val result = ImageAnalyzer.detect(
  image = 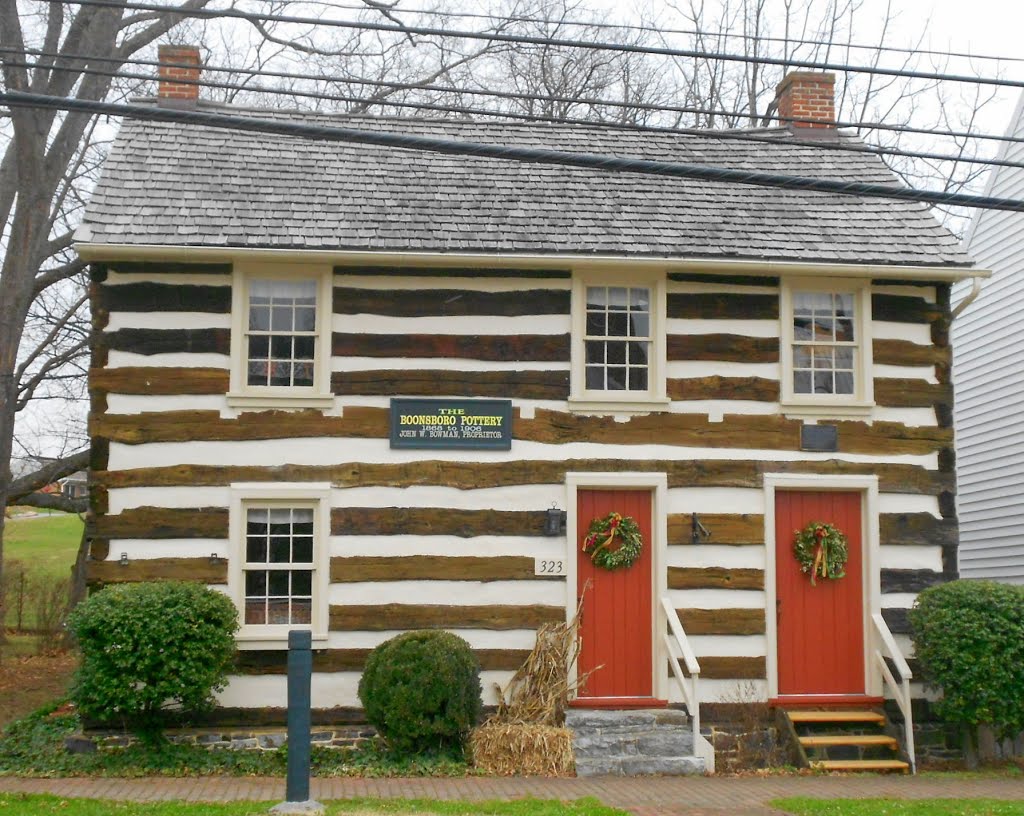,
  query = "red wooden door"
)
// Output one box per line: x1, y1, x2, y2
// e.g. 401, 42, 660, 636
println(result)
576, 489, 653, 700
775, 491, 864, 696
